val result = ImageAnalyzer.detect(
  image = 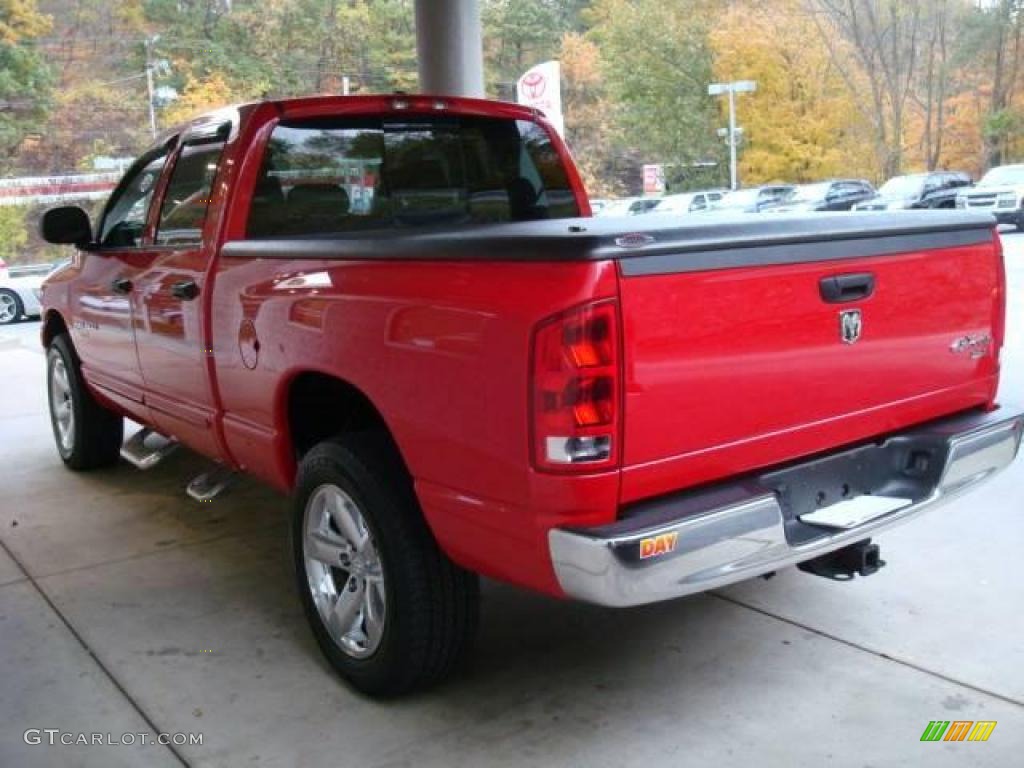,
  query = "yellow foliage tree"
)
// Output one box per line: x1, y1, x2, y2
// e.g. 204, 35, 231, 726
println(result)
162, 73, 244, 127
904, 89, 986, 177
560, 32, 622, 197
709, 0, 877, 184
0, 0, 51, 44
